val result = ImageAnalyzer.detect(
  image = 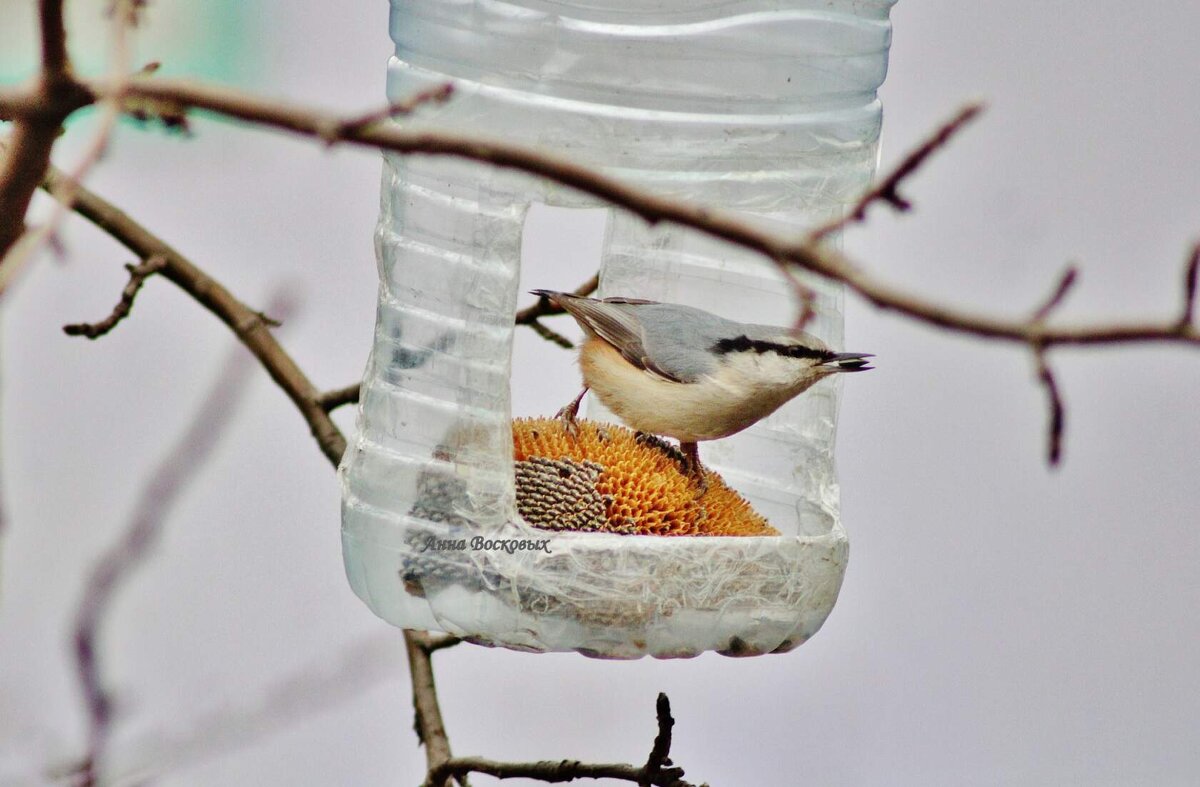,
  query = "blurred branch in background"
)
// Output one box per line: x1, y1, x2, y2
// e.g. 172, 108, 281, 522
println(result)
69, 321, 273, 785
98, 633, 407, 786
